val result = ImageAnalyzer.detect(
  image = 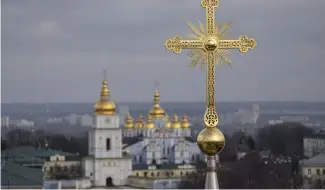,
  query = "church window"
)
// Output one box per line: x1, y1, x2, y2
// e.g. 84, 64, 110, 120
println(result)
106, 138, 111, 150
